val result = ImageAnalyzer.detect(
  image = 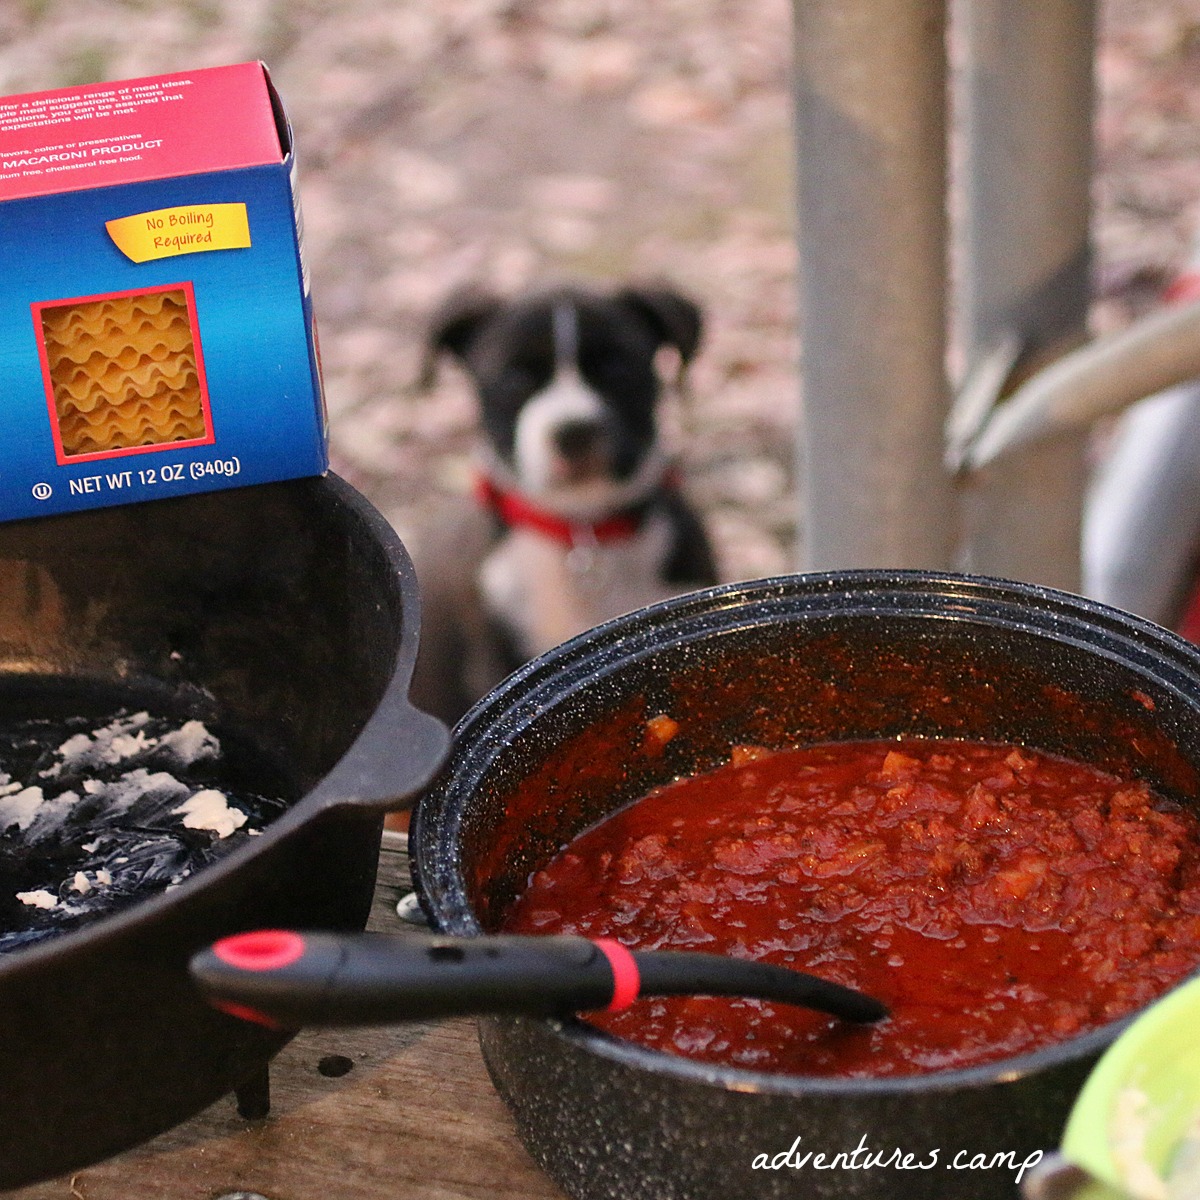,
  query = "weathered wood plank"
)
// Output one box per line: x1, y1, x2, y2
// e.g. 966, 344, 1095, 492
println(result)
12, 833, 565, 1200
